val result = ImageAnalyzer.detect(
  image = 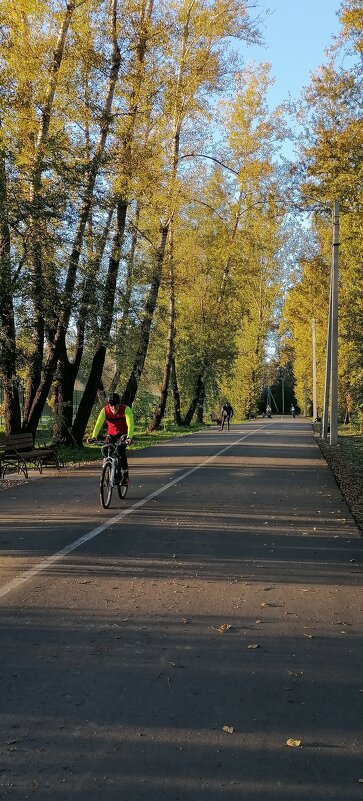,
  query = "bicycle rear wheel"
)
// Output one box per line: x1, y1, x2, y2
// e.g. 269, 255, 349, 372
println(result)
117, 481, 128, 500
100, 462, 113, 508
